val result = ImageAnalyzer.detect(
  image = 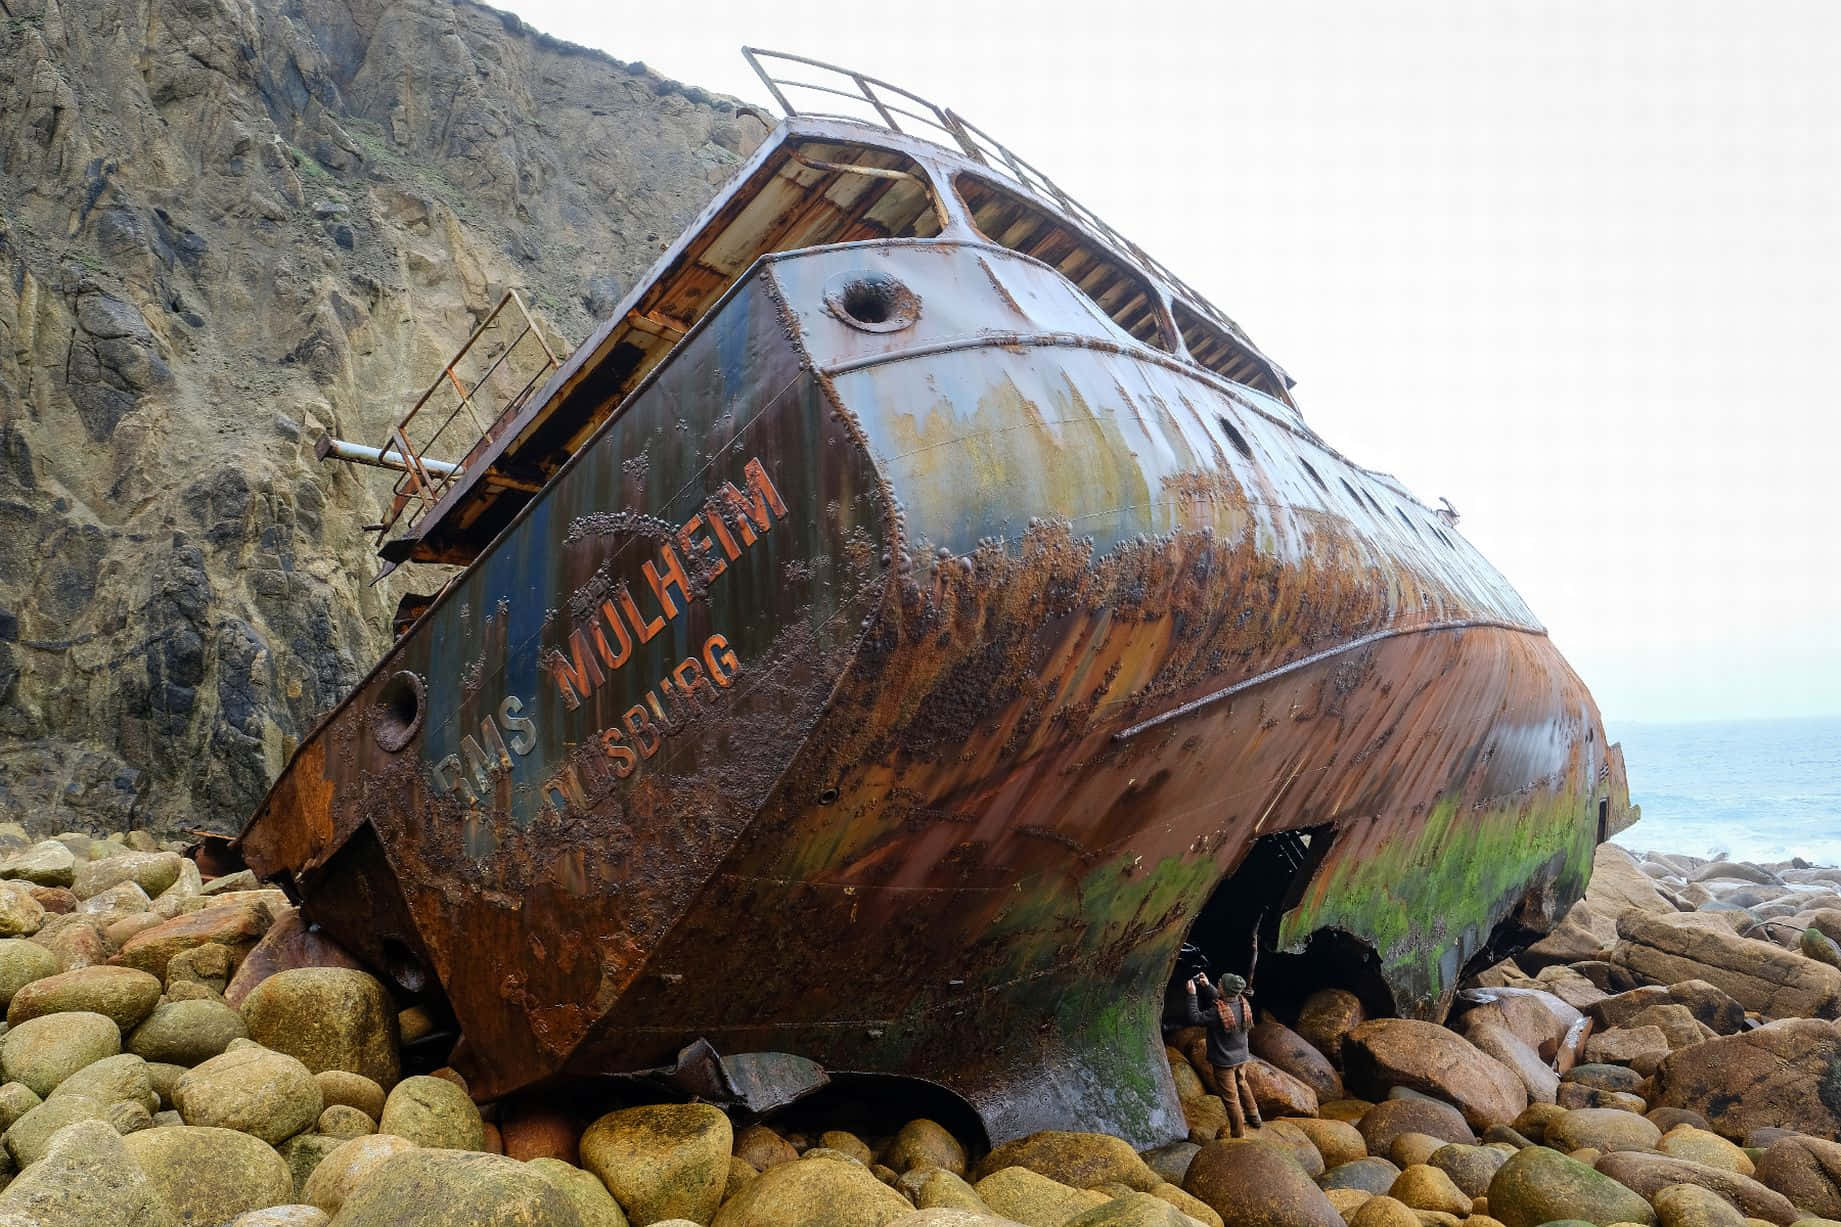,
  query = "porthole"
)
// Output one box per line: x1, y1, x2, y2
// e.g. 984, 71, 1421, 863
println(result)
1218, 416, 1253, 459
372, 670, 425, 753
824, 270, 921, 333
